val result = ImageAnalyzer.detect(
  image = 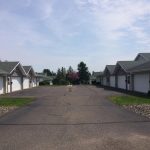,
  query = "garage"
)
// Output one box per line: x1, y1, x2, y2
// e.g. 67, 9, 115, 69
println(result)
0, 77, 4, 94
110, 76, 115, 87
134, 73, 150, 93
118, 75, 126, 90
103, 77, 107, 86
23, 78, 29, 89
11, 77, 21, 92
